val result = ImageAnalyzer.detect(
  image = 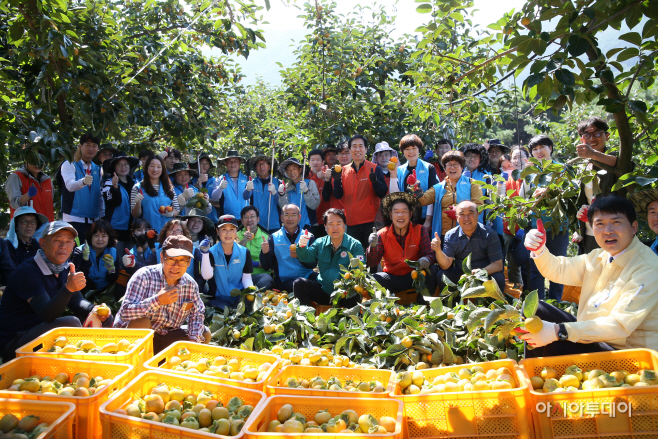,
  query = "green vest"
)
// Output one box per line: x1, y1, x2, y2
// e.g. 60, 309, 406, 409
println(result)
237, 227, 270, 275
